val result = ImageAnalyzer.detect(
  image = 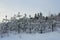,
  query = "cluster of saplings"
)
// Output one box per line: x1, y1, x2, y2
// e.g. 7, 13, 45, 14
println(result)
0, 12, 60, 34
